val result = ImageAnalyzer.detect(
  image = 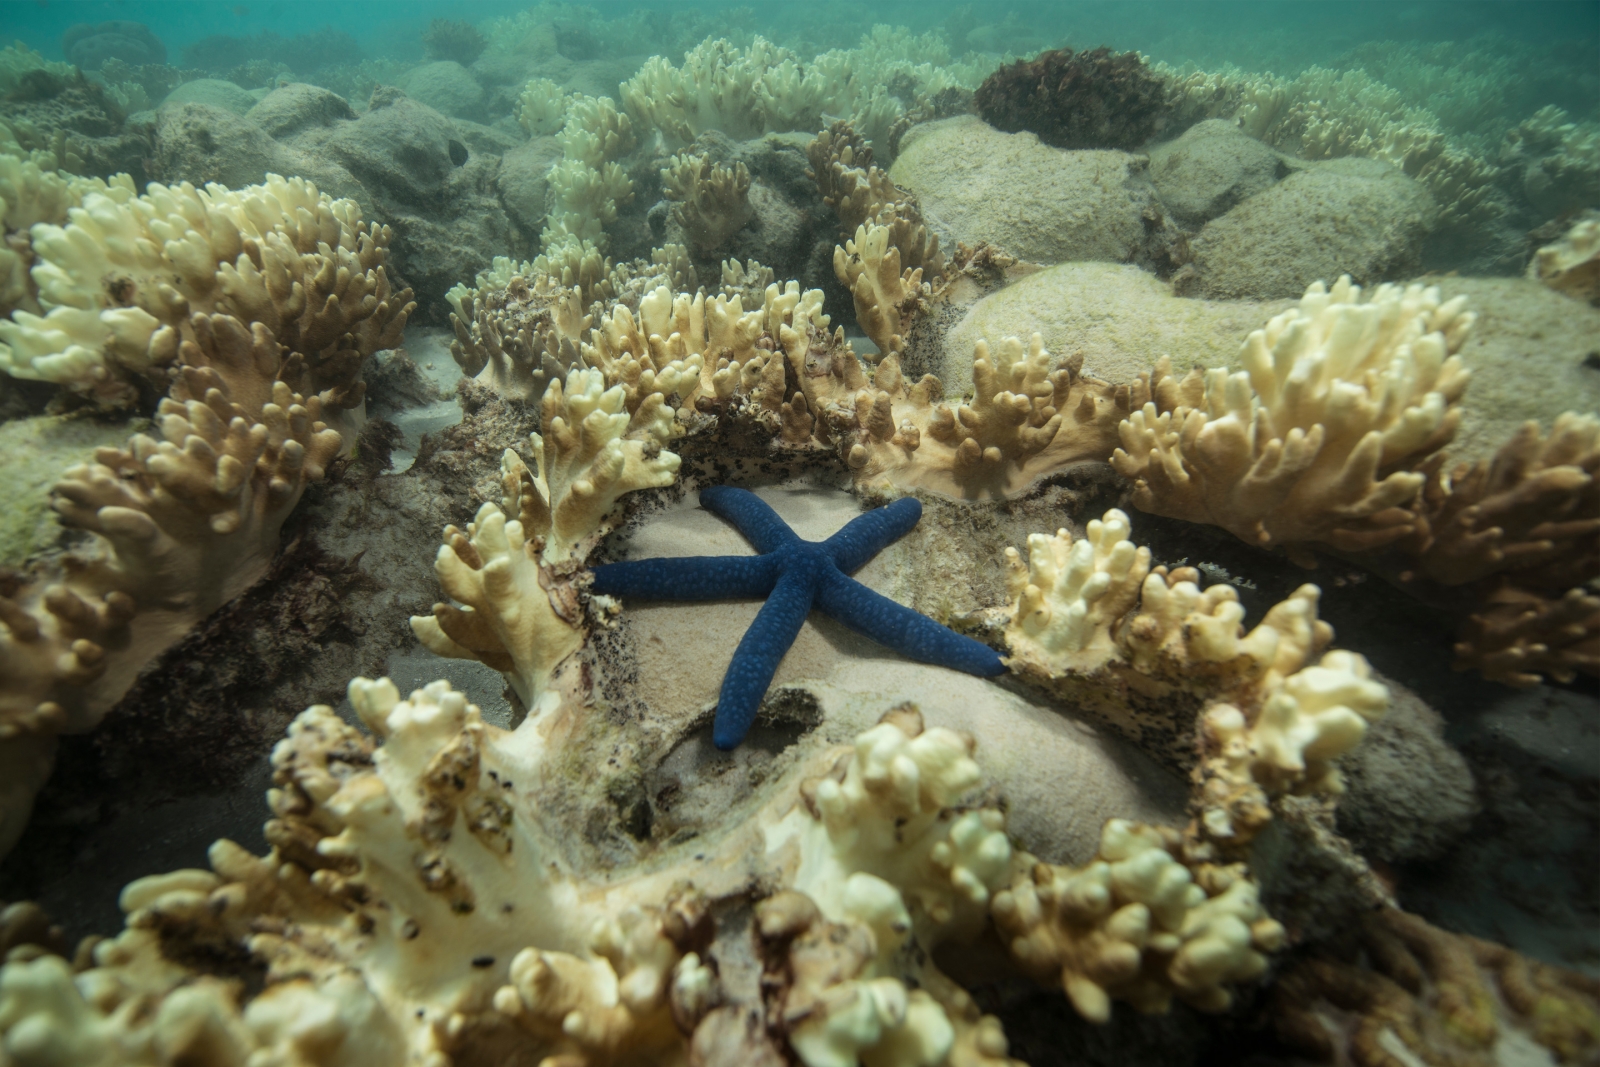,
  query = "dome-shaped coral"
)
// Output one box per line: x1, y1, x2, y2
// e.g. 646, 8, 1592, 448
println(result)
975, 46, 1170, 151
